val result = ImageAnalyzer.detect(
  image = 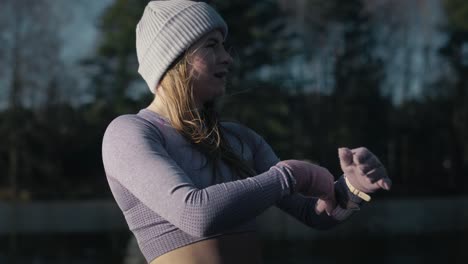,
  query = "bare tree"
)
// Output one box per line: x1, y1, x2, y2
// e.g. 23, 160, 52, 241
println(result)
0, 0, 66, 109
